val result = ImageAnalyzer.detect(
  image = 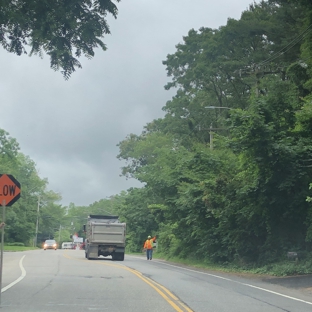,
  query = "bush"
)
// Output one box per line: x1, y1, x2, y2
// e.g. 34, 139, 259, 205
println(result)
6, 242, 25, 246
251, 257, 312, 276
